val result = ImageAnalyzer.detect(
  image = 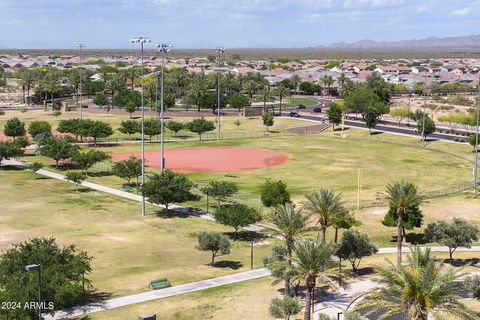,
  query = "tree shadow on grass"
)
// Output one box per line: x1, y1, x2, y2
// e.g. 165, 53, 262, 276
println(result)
77, 187, 93, 193
153, 208, 191, 219
86, 171, 112, 178
447, 258, 480, 267
212, 260, 243, 270
370, 131, 384, 135
0, 165, 24, 171
224, 230, 267, 242
405, 232, 428, 245
354, 266, 375, 277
